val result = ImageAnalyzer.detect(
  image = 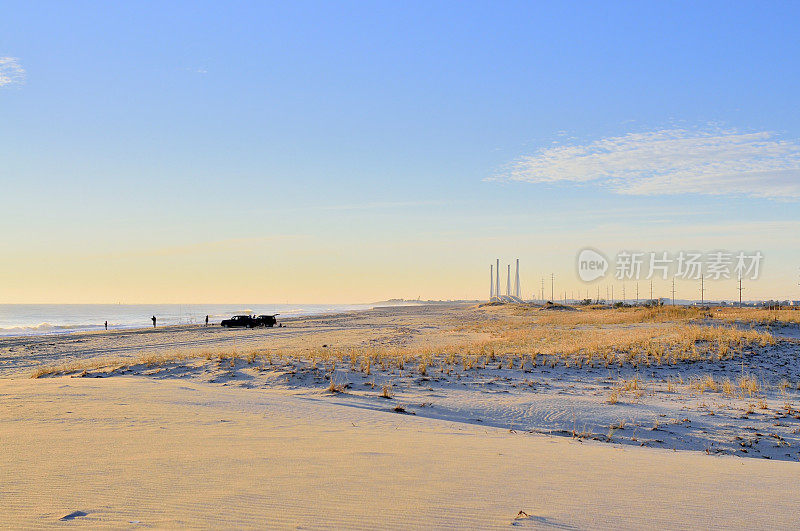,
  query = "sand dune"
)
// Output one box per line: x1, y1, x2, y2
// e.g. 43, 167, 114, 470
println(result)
3, 376, 800, 529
